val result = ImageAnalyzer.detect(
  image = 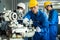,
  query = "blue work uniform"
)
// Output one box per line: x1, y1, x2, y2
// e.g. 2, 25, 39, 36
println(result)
24, 10, 49, 40
48, 9, 58, 40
